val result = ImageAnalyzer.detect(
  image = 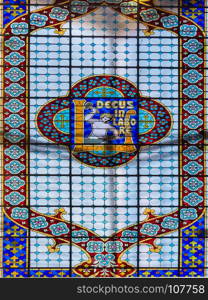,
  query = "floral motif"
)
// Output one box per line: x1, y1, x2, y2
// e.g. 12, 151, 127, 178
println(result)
5, 83, 25, 97
105, 241, 123, 253
11, 22, 28, 35
72, 230, 89, 242
5, 37, 25, 50
183, 54, 203, 68
5, 67, 25, 82
30, 13, 48, 27
140, 223, 160, 236
183, 115, 203, 129
49, 7, 69, 21
5, 52, 25, 66
12, 207, 26, 221
30, 216, 48, 229
5, 114, 25, 128
183, 161, 203, 175
161, 217, 178, 230
183, 177, 203, 191
161, 15, 178, 28
86, 241, 104, 253
4, 99, 25, 113
183, 192, 203, 206
11, 207, 28, 220
4, 129, 25, 143
183, 146, 203, 160
180, 24, 197, 37
183, 39, 203, 53
183, 70, 203, 84
94, 254, 115, 267
49, 222, 69, 236
5, 145, 25, 159
4, 145, 25, 160
120, 1, 138, 15
5, 160, 25, 174
71, 1, 89, 14
140, 8, 159, 22
183, 100, 203, 114
180, 208, 197, 221
121, 230, 137, 243
5, 191, 25, 205
5, 176, 25, 190
183, 130, 202, 144
183, 85, 203, 99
